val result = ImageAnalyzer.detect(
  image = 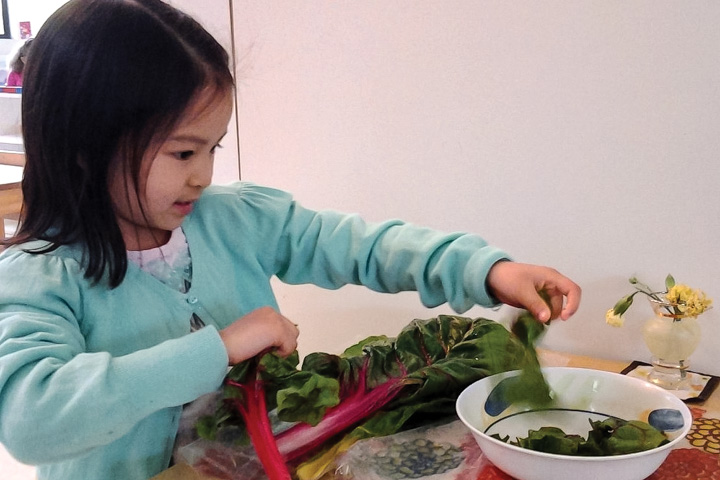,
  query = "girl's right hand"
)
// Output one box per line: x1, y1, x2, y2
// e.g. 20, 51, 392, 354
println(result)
218, 306, 299, 365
